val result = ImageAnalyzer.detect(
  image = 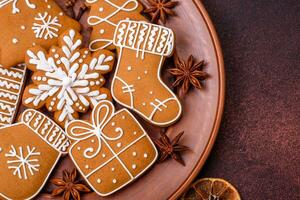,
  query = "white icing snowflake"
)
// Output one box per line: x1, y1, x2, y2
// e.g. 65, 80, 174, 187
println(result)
0, 0, 36, 14
5, 145, 40, 180
32, 12, 62, 39
24, 29, 114, 127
